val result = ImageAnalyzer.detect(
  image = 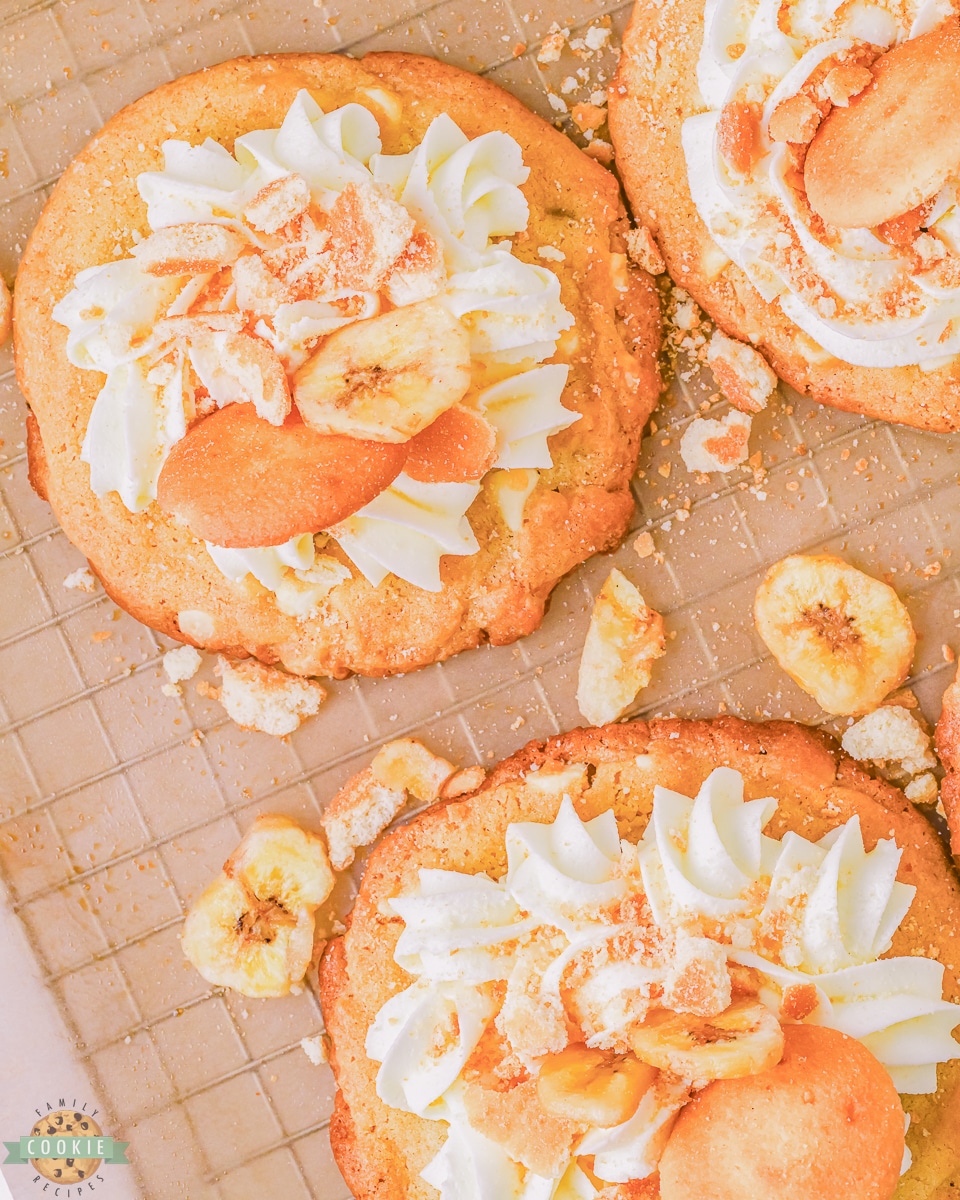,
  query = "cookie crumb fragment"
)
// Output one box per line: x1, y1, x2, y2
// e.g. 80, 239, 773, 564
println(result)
577, 568, 666, 726
320, 767, 407, 871
217, 657, 326, 737
63, 566, 97, 593
537, 26, 568, 63
571, 102, 607, 132
624, 225, 665, 276
706, 331, 777, 413
300, 1034, 329, 1065
321, 739, 457, 869
371, 738, 455, 804
841, 706, 936, 778
163, 644, 203, 684
583, 139, 614, 165
441, 765, 487, 799
905, 773, 938, 805
633, 531, 655, 559
244, 173, 311, 234
133, 222, 248, 276
822, 63, 873, 107
680, 410, 752, 473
